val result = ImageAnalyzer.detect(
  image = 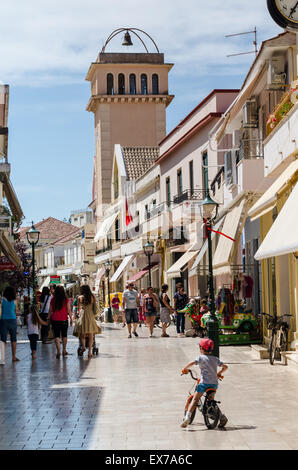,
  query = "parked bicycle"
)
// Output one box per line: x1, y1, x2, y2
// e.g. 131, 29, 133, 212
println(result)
262, 312, 292, 365
181, 369, 227, 429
